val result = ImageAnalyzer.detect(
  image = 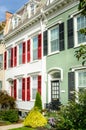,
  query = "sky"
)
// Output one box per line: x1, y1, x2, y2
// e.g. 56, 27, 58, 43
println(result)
0, 0, 29, 22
